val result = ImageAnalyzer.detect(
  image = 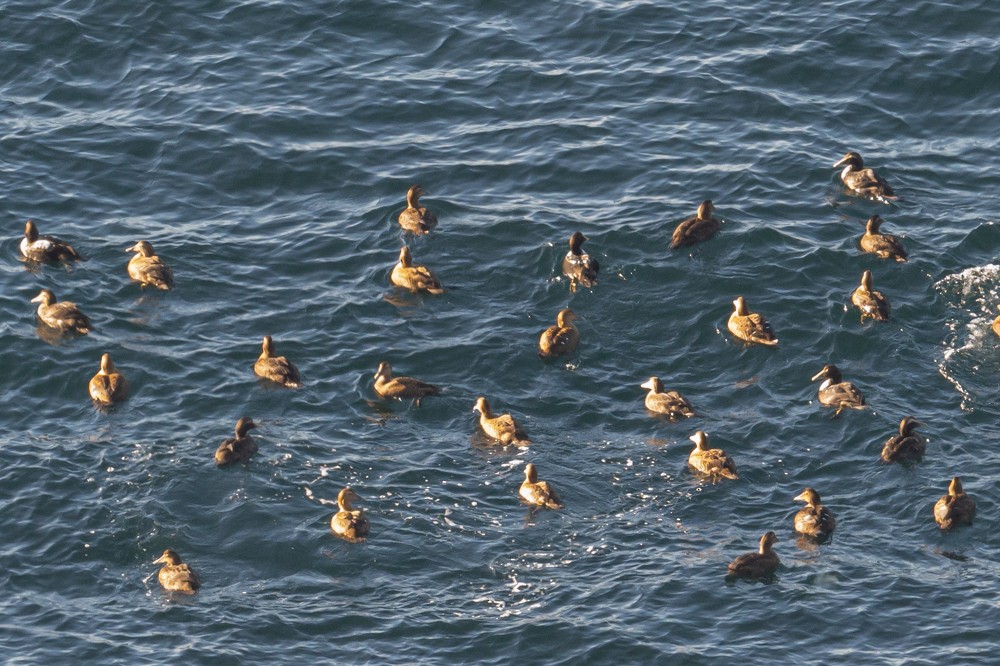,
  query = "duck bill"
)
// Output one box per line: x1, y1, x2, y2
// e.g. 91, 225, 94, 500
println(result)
30, 294, 44, 303
125, 244, 138, 253
153, 554, 168, 564
640, 379, 655, 390
832, 156, 850, 168
793, 491, 808, 502
810, 370, 826, 382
